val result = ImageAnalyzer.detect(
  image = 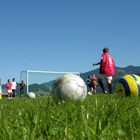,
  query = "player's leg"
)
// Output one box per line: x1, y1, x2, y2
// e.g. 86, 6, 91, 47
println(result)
12, 89, 15, 97
93, 85, 96, 93
106, 76, 113, 94
98, 75, 106, 93
8, 90, 10, 97
10, 90, 13, 97
20, 89, 22, 97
